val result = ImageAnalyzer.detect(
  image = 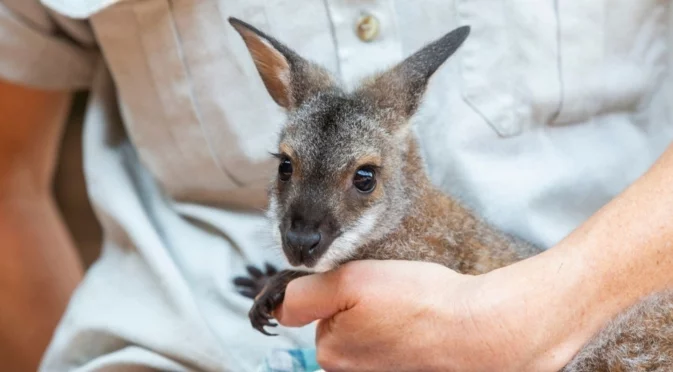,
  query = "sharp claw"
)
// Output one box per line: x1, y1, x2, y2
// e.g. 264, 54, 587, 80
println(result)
260, 325, 277, 336
253, 319, 277, 336
265, 262, 278, 276
246, 265, 264, 279
257, 309, 270, 322
261, 328, 277, 336
233, 277, 257, 287
237, 289, 257, 299
249, 302, 280, 336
